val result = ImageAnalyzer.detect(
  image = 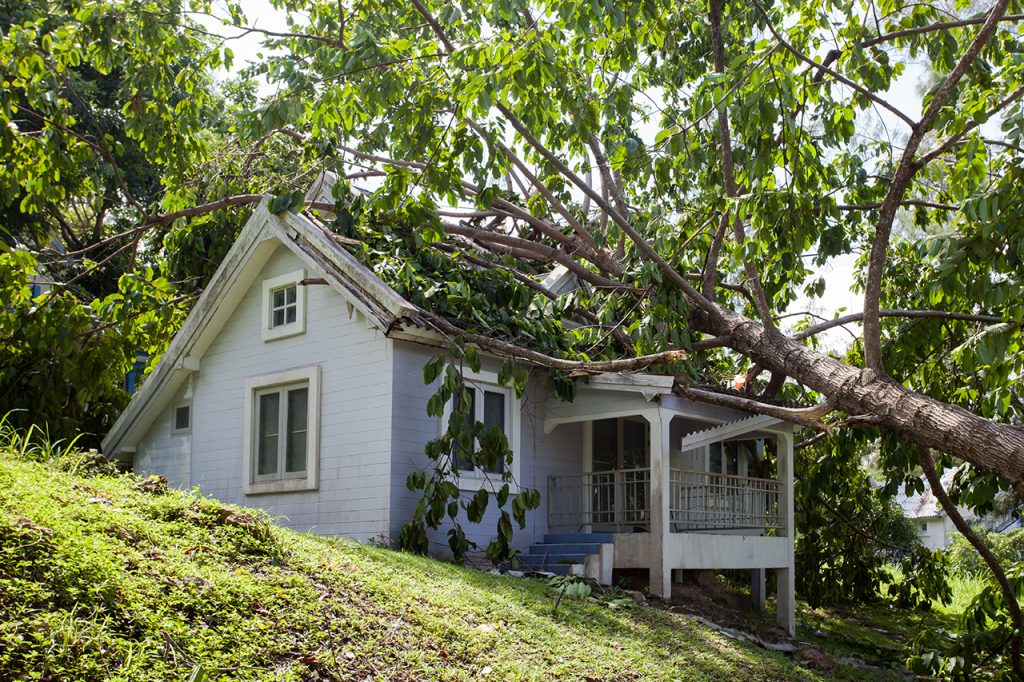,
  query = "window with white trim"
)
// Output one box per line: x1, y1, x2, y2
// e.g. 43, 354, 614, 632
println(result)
442, 373, 520, 488
261, 270, 306, 341
244, 366, 319, 494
